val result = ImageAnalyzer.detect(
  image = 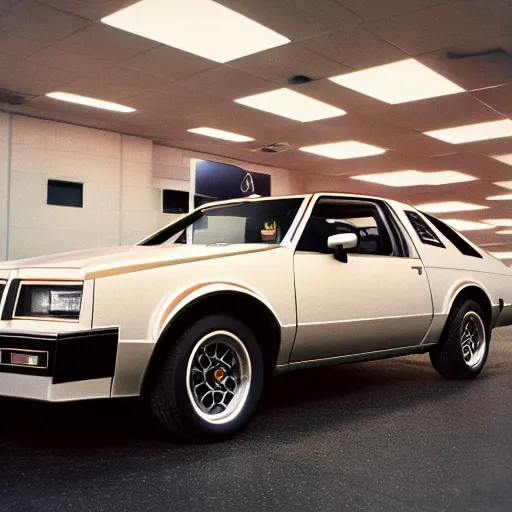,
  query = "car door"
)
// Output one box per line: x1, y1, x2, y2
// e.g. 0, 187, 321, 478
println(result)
291, 197, 434, 363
